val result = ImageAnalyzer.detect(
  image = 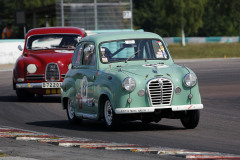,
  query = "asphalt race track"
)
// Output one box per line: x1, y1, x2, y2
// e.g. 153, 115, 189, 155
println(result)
0, 58, 239, 159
